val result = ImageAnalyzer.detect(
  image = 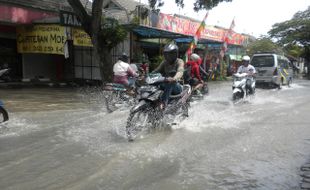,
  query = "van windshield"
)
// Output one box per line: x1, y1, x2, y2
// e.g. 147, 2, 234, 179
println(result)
251, 55, 274, 67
